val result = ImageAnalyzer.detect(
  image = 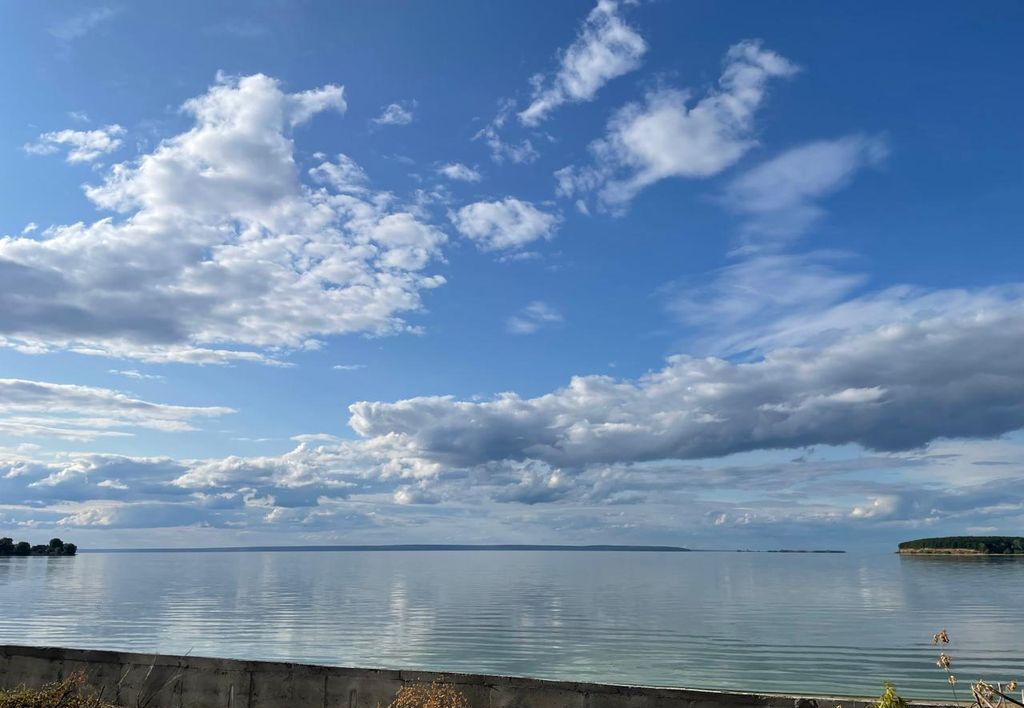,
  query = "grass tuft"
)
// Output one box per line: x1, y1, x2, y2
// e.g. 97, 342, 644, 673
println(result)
0, 671, 117, 708
388, 680, 470, 708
